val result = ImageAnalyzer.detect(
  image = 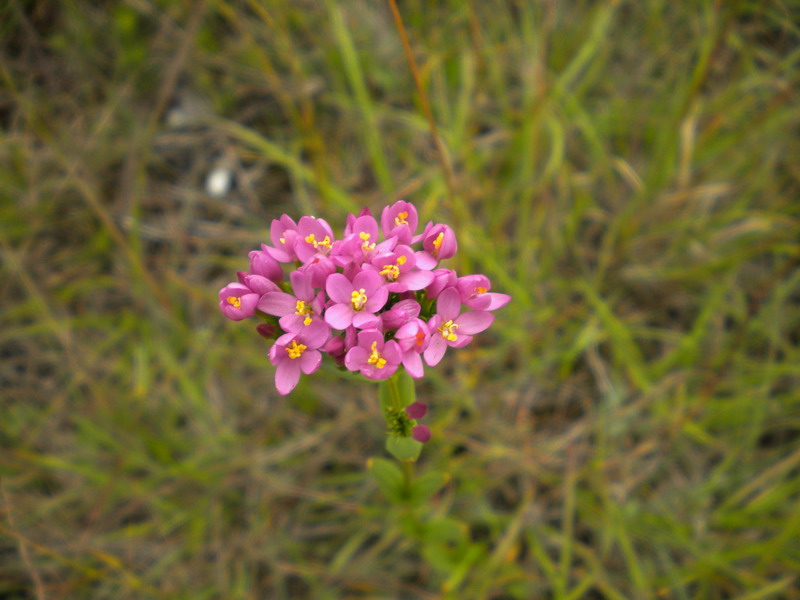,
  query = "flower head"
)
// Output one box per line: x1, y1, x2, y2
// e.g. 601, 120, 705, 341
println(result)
325, 270, 388, 330
219, 199, 510, 444
218, 282, 260, 321
424, 287, 494, 366
269, 331, 325, 395
380, 200, 419, 245
345, 330, 401, 380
